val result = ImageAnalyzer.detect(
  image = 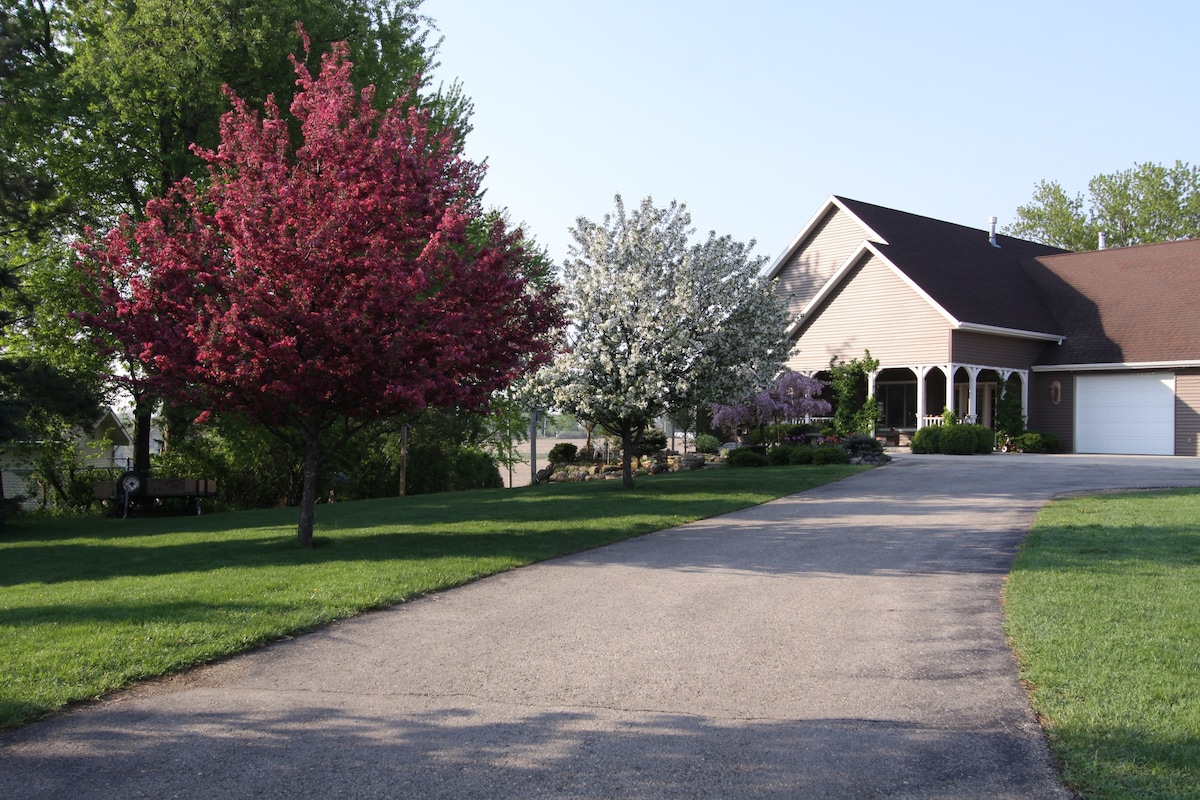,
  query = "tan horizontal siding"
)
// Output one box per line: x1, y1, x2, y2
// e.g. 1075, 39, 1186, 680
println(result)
775, 207, 868, 317
951, 330, 1050, 369
1176, 369, 1200, 456
786, 254, 951, 372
